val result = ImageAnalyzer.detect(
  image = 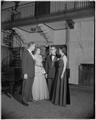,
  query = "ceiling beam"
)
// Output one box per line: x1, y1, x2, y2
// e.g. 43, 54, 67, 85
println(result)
2, 8, 94, 30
